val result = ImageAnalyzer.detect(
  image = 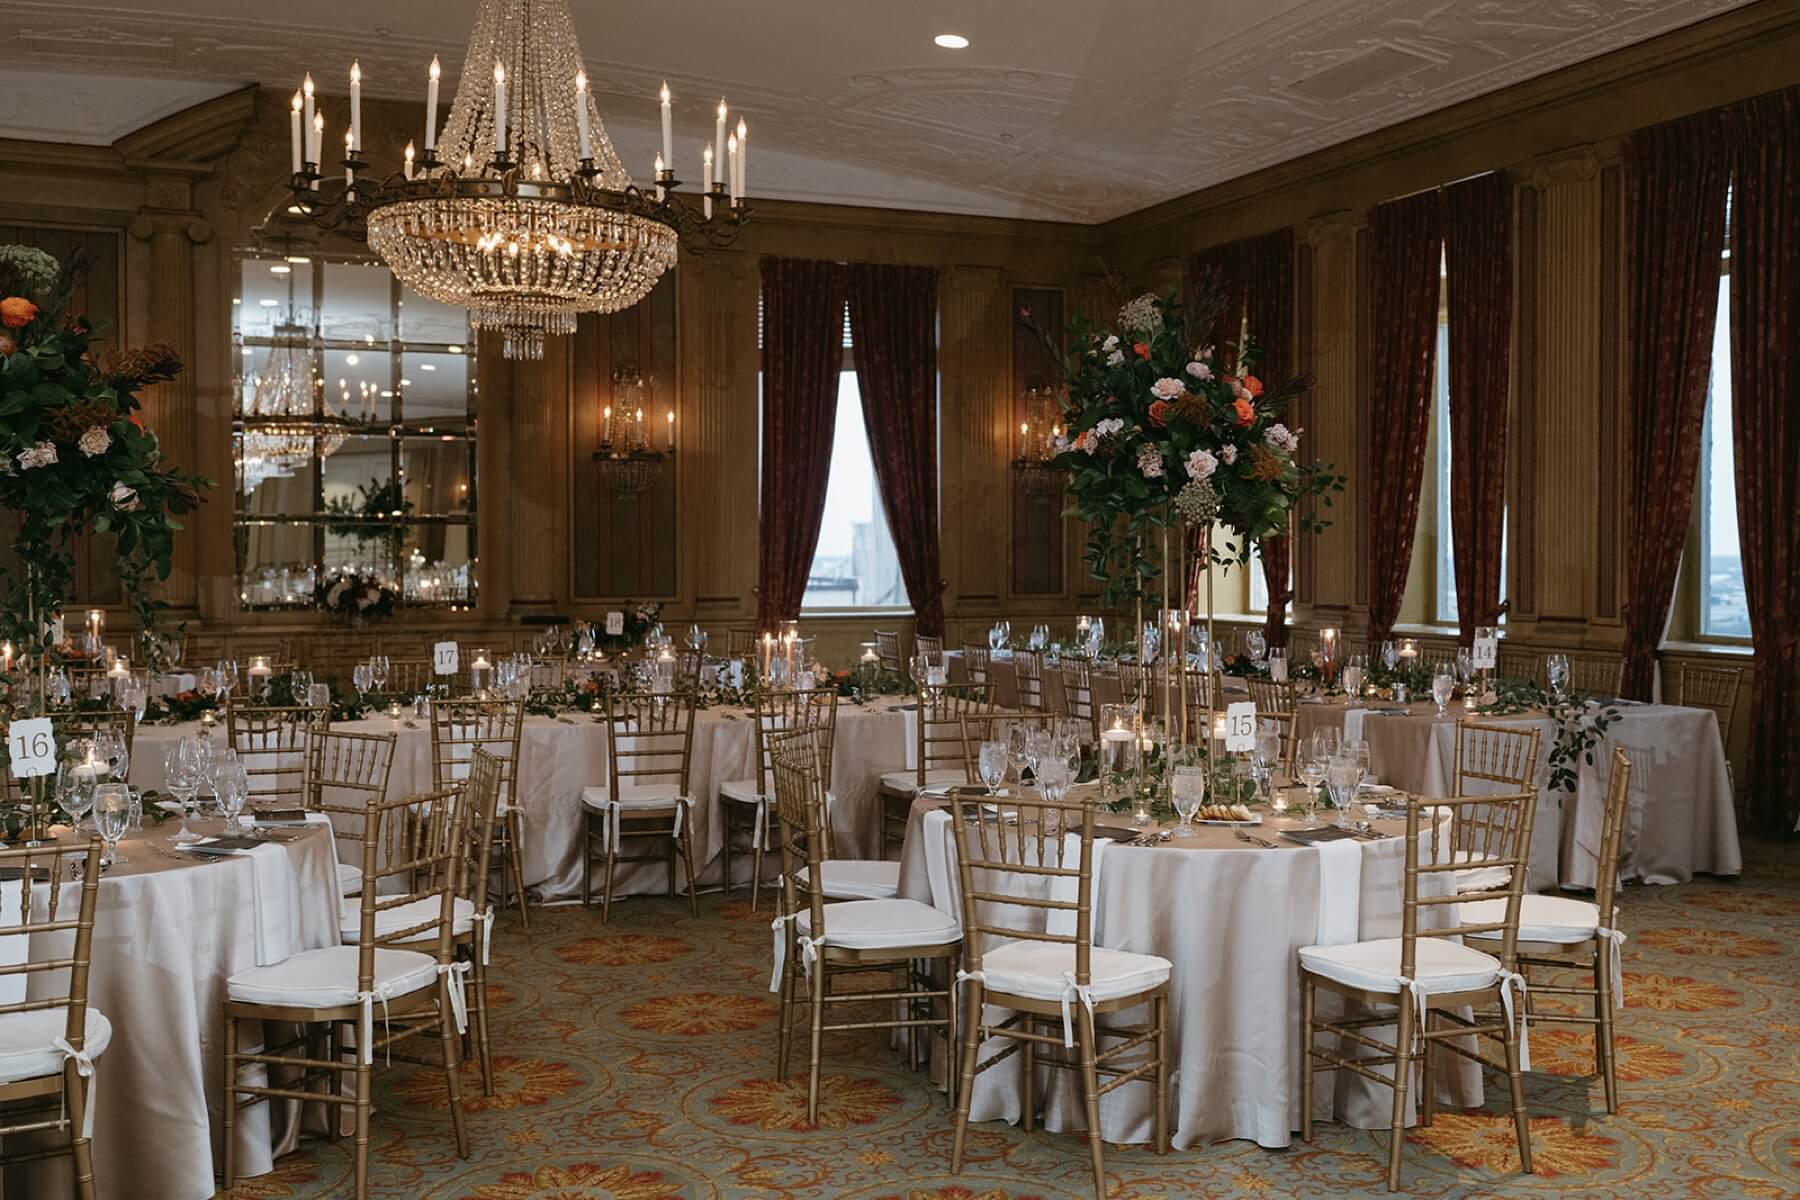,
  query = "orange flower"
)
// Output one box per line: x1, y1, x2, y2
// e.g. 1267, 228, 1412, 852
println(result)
1243, 374, 1263, 397
0, 297, 37, 328
1147, 399, 1170, 428
1232, 396, 1256, 426
0, 334, 15, 356
1132, 341, 1150, 360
